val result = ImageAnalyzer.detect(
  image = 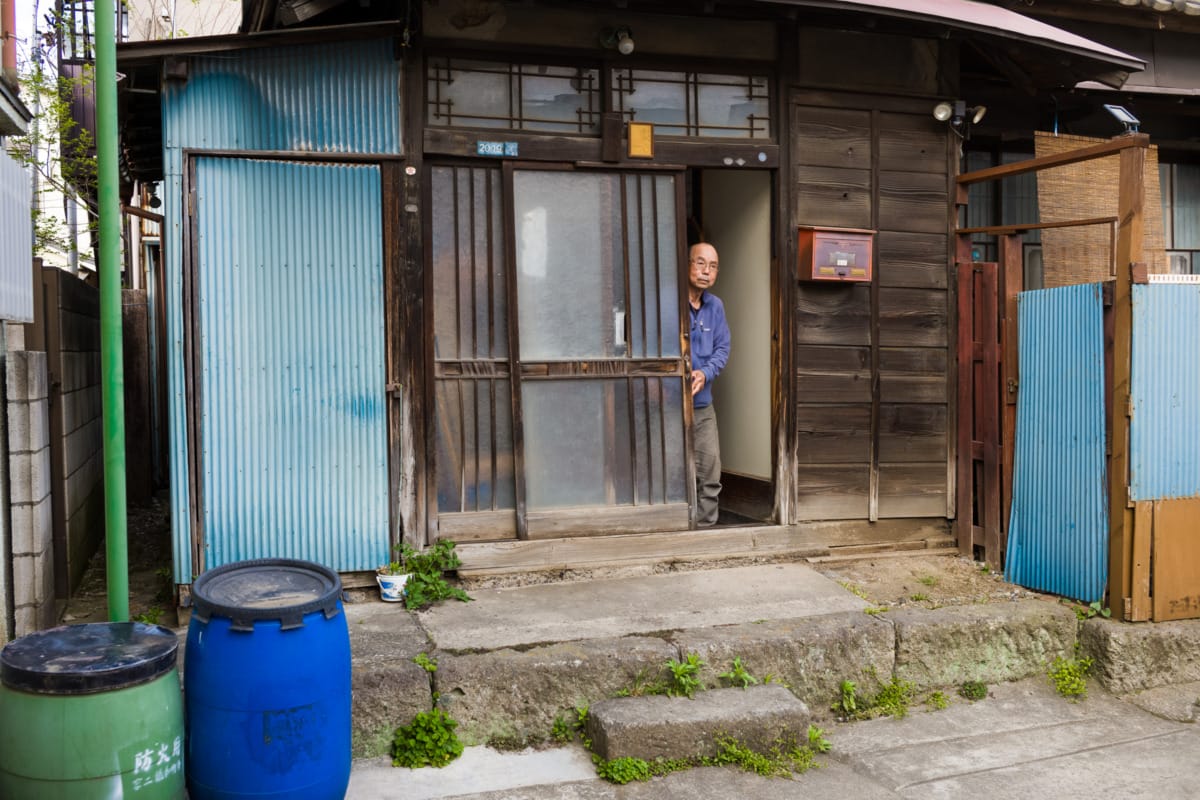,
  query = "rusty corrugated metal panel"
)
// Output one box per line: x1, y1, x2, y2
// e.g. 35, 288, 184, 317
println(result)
1130, 283, 1200, 501
1006, 283, 1108, 603
0, 149, 33, 322
162, 38, 400, 156
160, 39, 399, 581
193, 156, 388, 571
